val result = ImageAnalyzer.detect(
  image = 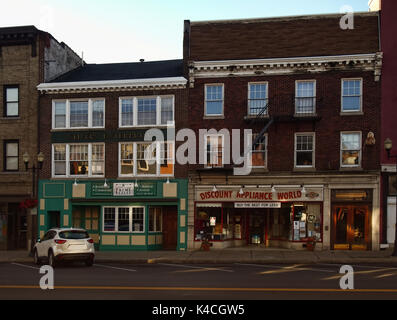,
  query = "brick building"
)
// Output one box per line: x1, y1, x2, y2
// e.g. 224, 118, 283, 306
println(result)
369, 0, 397, 249
0, 26, 80, 250
184, 12, 383, 250
37, 60, 189, 251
